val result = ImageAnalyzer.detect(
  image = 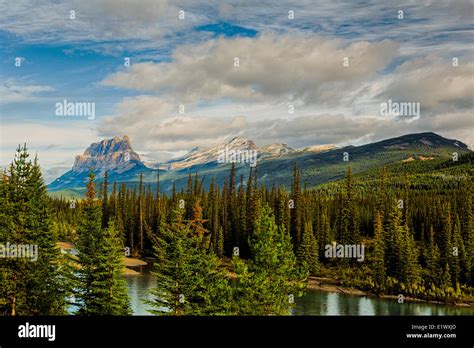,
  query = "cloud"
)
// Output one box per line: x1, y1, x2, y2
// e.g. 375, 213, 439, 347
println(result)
1, 0, 472, 59
98, 96, 249, 152
97, 94, 474, 161
379, 58, 474, 112
102, 34, 399, 105
0, 123, 99, 182
0, 0, 191, 44
0, 79, 54, 104
2, 0, 472, 171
